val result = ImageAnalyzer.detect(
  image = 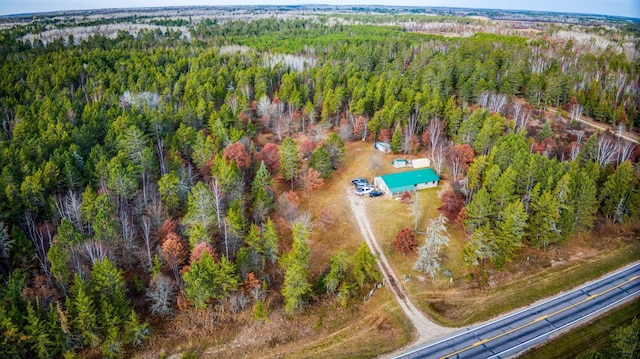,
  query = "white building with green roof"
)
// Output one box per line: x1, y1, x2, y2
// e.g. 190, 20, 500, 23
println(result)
373, 168, 440, 197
